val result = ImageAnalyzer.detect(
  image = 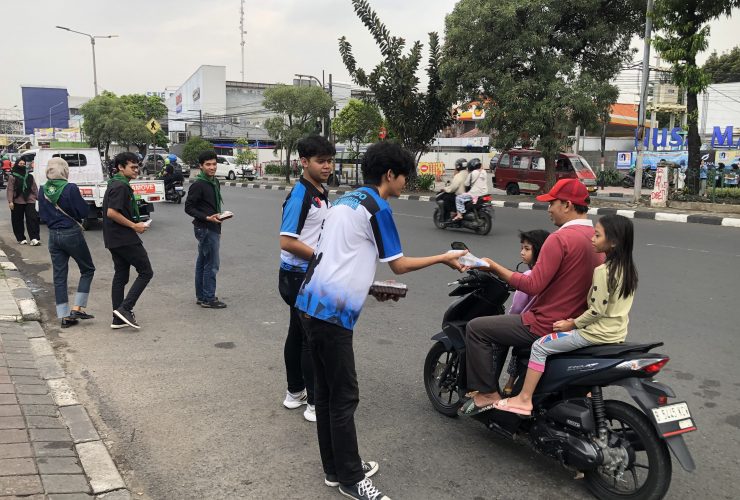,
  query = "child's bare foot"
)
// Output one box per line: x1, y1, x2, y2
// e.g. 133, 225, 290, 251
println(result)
495, 395, 533, 416
473, 392, 501, 407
